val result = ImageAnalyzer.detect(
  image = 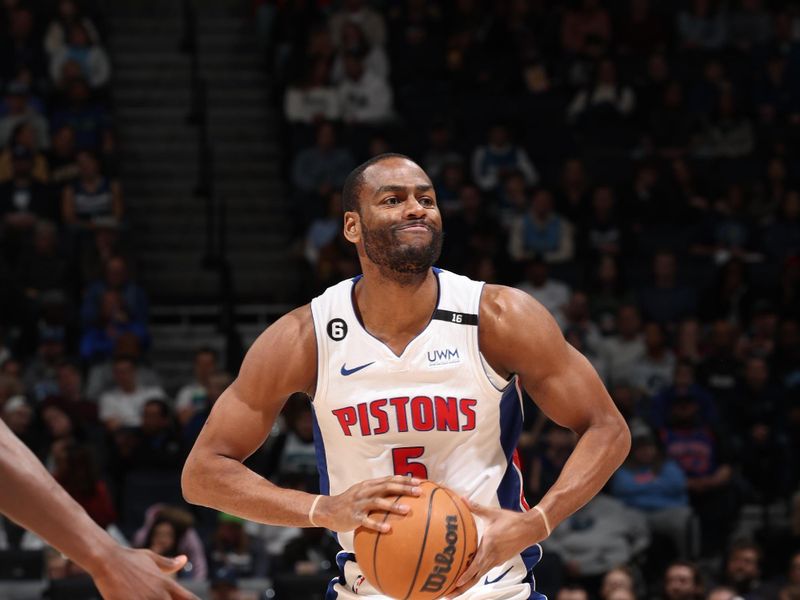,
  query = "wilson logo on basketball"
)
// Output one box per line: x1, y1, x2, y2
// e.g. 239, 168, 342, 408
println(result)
420, 515, 459, 593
